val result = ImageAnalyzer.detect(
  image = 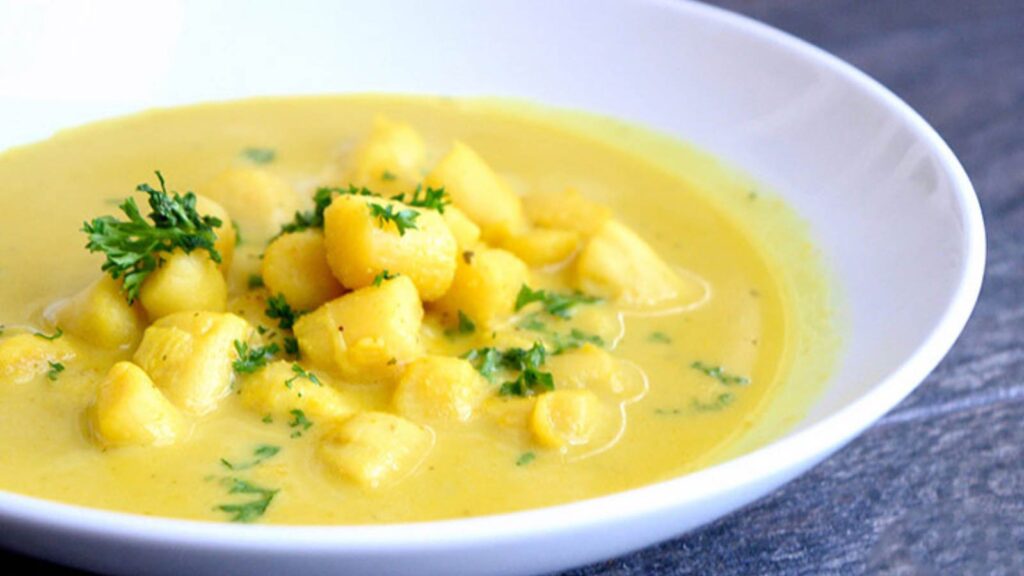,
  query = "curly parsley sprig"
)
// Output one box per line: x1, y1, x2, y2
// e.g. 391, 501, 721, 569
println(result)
82, 171, 223, 302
